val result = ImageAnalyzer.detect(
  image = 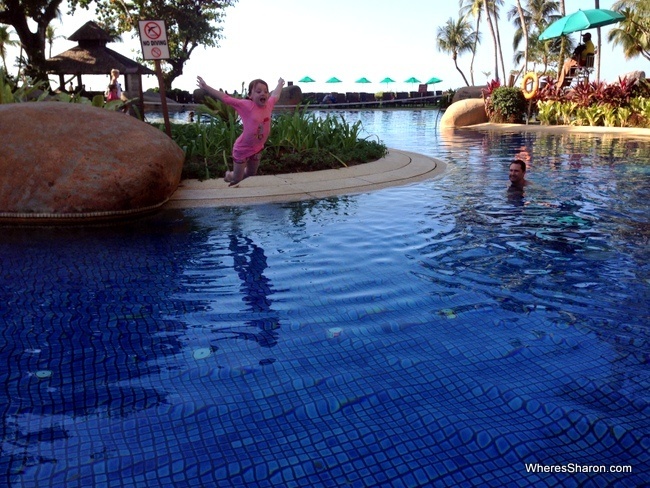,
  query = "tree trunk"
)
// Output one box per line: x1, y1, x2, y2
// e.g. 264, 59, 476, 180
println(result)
0, 0, 63, 84
491, 3, 507, 87
595, 0, 601, 81
557, 0, 566, 81
469, 15, 481, 86
515, 0, 528, 84
484, 4, 500, 81
455, 59, 471, 87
